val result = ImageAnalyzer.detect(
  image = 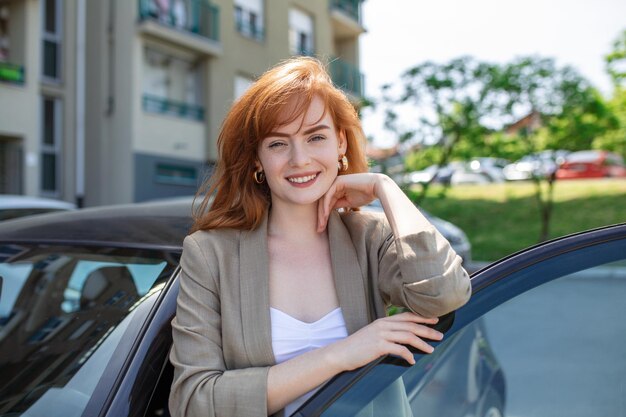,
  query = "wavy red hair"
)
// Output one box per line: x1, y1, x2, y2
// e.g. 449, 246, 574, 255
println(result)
191, 57, 368, 232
